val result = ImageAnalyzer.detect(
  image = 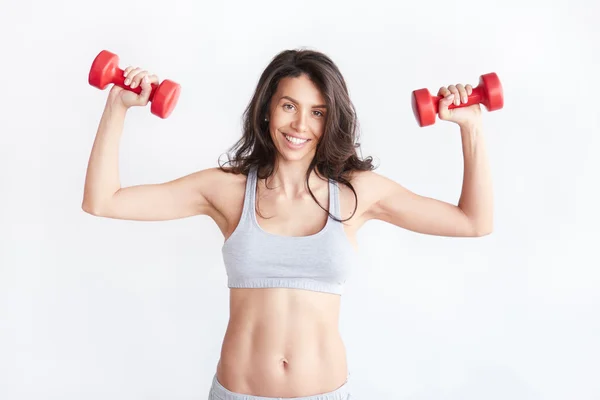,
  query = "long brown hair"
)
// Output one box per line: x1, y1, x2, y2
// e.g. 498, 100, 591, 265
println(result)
218, 49, 376, 222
